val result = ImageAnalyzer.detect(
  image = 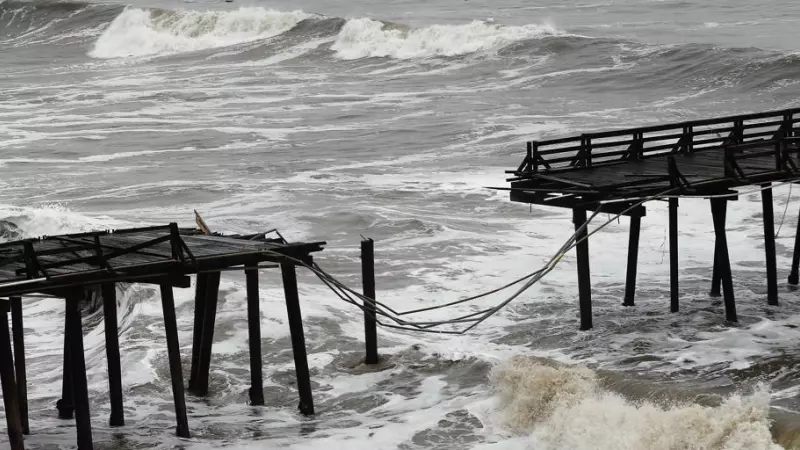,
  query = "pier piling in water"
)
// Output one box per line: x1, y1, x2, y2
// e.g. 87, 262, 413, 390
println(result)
245, 264, 265, 406
281, 262, 315, 415
790, 205, 800, 285
0, 302, 24, 450
573, 208, 592, 331
189, 273, 208, 391
160, 282, 190, 438
361, 238, 379, 365
10, 296, 29, 435
66, 289, 93, 450
761, 184, 779, 305
193, 272, 221, 397
711, 199, 737, 322
669, 198, 679, 313
57, 316, 74, 420
101, 283, 125, 427
623, 216, 641, 307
